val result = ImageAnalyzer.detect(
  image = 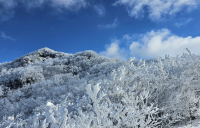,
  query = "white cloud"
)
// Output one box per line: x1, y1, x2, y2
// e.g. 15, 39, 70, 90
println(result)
122, 34, 132, 40
0, 31, 16, 41
0, 0, 88, 21
101, 29, 200, 60
93, 4, 106, 16
174, 18, 193, 27
113, 0, 199, 21
99, 40, 127, 60
129, 29, 200, 59
98, 18, 118, 29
